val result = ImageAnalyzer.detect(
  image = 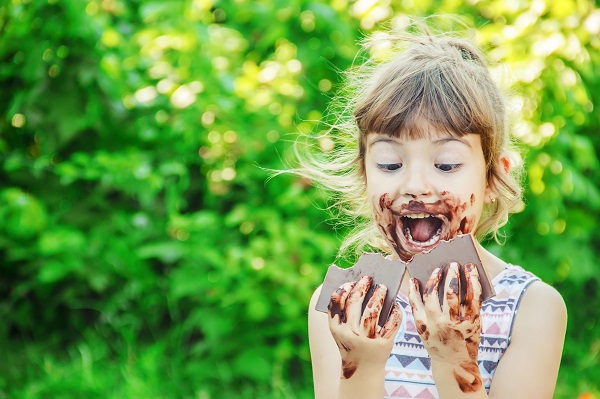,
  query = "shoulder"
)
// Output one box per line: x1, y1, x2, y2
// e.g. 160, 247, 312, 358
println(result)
308, 284, 333, 342
516, 274, 566, 316
508, 278, 567, 374
309, 284, 327, 325
309, 284, 324, 309
514, 279, 567, 334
